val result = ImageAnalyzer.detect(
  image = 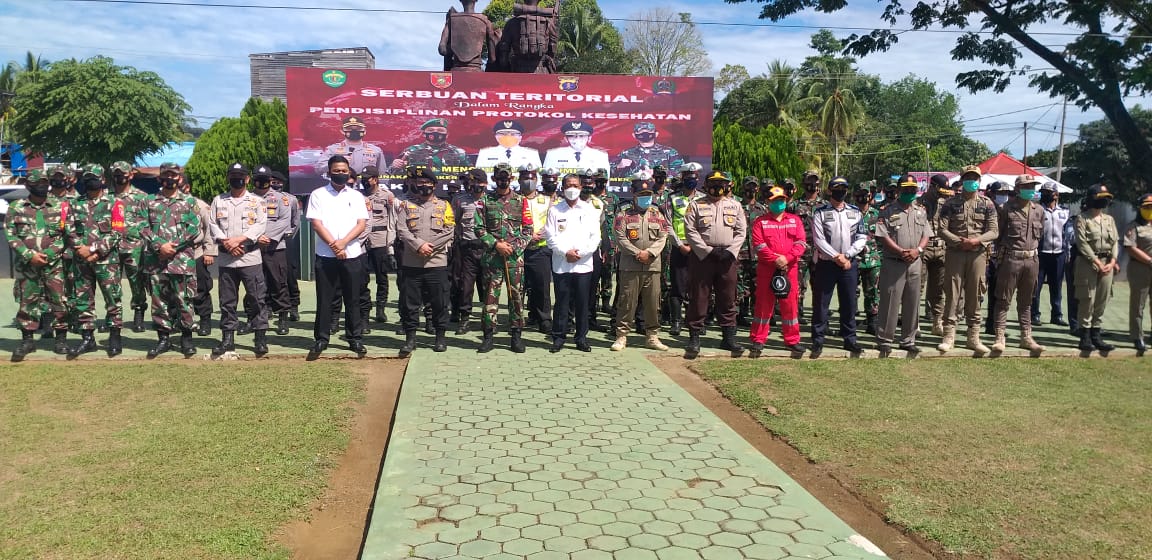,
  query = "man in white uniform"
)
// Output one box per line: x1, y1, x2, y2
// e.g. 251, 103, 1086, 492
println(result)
475, 120, 541, 185
543, 120, 611, 179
